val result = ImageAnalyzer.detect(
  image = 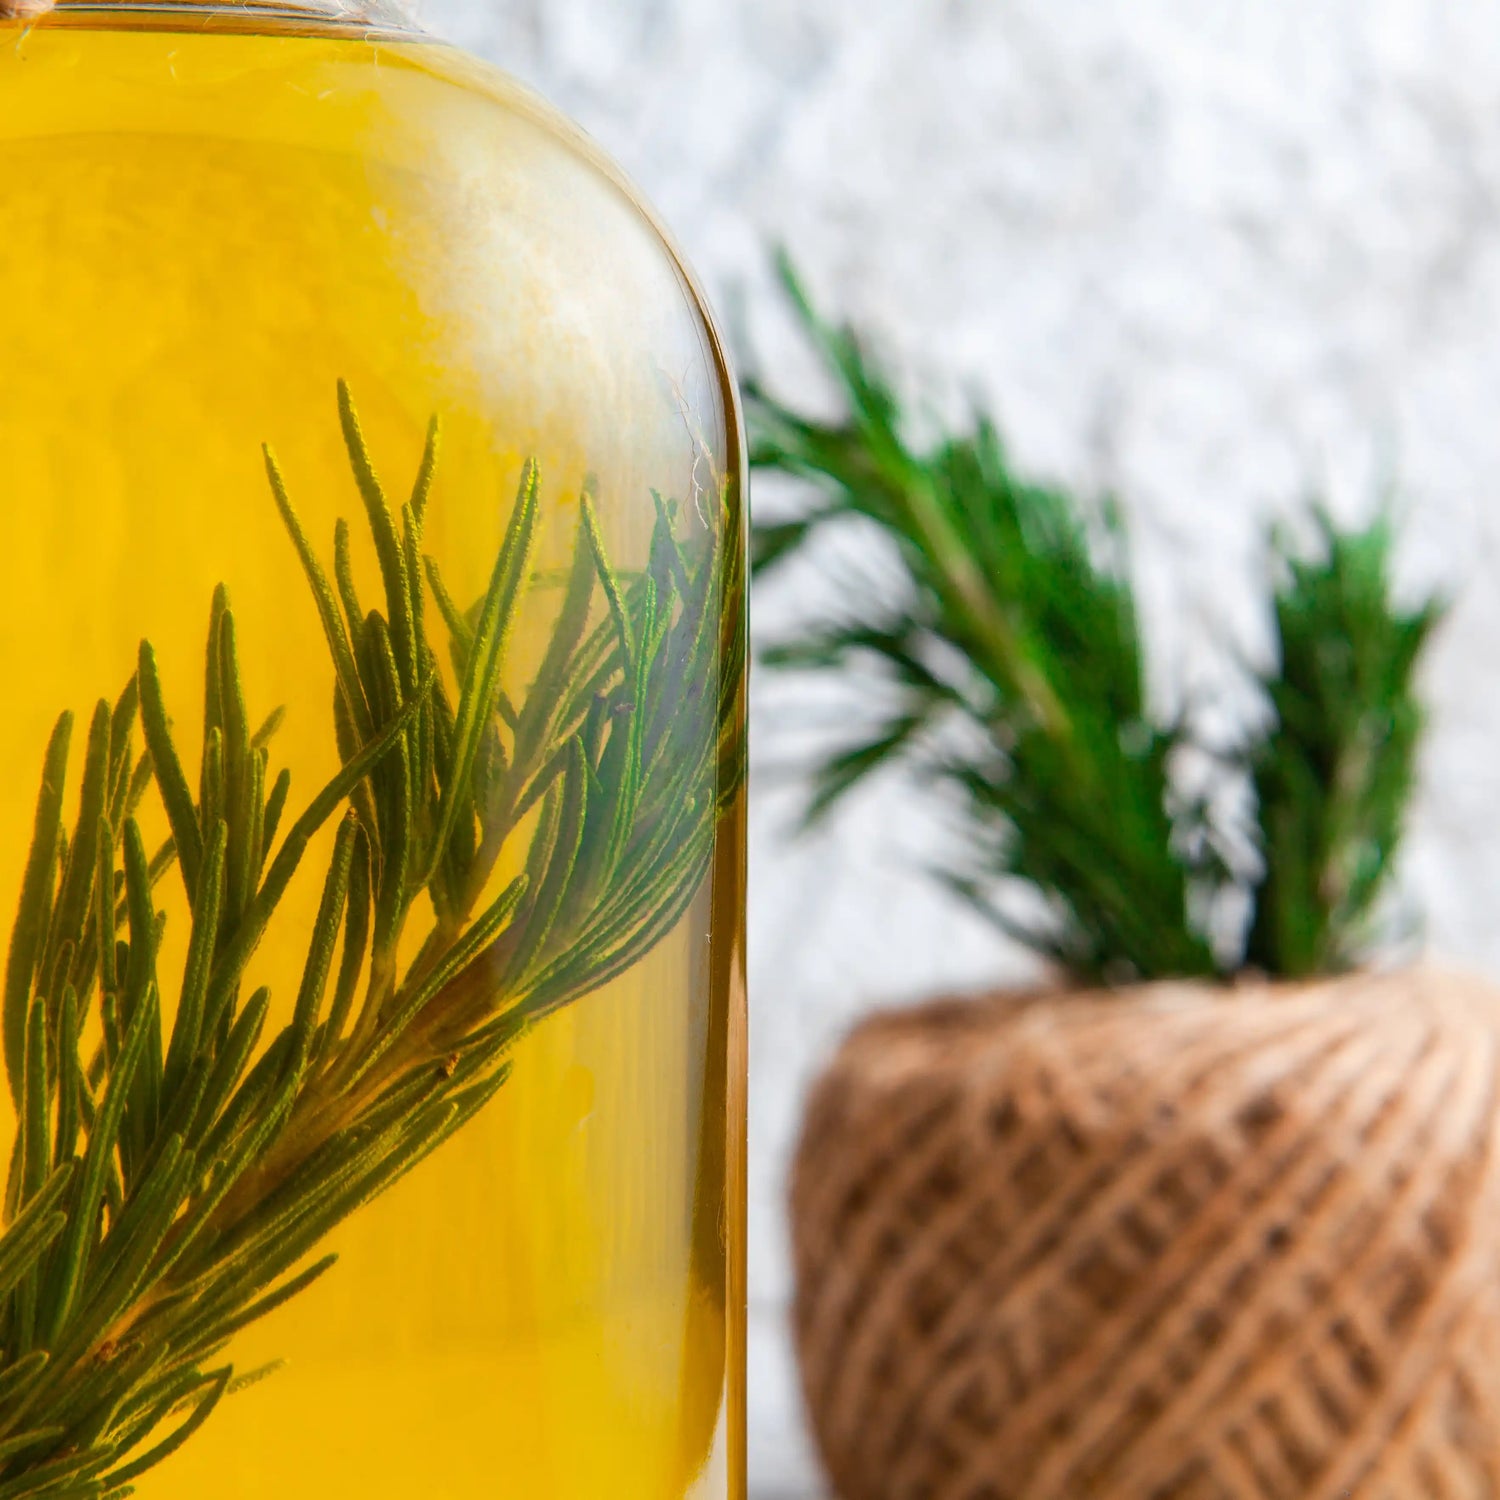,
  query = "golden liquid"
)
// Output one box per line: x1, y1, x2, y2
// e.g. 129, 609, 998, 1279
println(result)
0, 13, 746, 1498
